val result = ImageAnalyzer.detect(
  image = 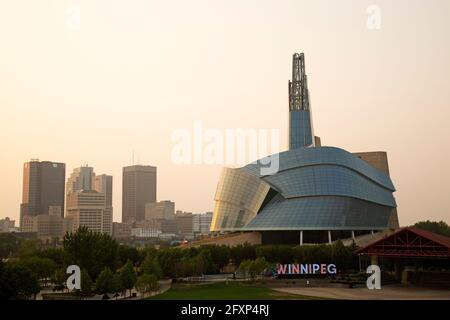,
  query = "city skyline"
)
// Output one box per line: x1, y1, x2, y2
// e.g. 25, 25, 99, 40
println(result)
1, 0, 450, 226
